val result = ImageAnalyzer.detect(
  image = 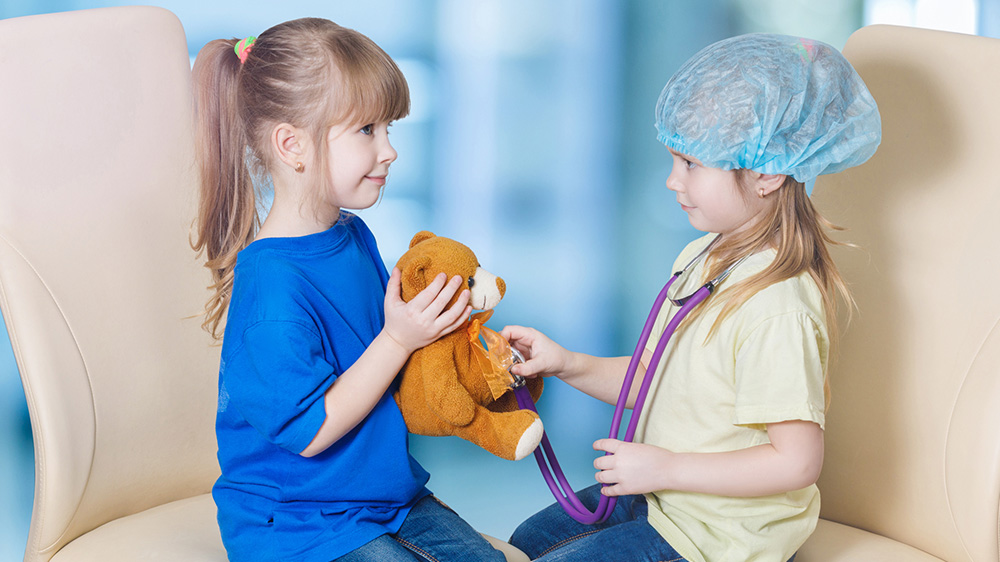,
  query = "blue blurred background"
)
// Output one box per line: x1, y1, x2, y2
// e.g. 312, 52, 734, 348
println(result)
2, 0, 998, 558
